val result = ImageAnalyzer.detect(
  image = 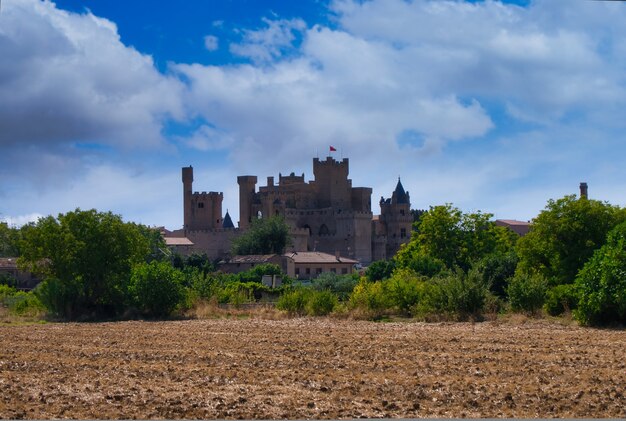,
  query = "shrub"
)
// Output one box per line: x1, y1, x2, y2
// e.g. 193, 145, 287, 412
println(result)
0, 273, 18, 288
129, 261, 186, 317
427, 269, 489, 320
276, 288, 310, 315
365, 260, 396, 281
507, 273, 548, 314
544, 284, 579, 316
384, 269, 424, 315
574, 222, 626, 326
348, 280, 389, 318
307, 290, 338, 316
474, 251, 518, 298
35, 277, 83, 319
311, 272, 358, 300
215, 282, 254, 307
0, 284, 16, 302
6, 291, 45, 316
